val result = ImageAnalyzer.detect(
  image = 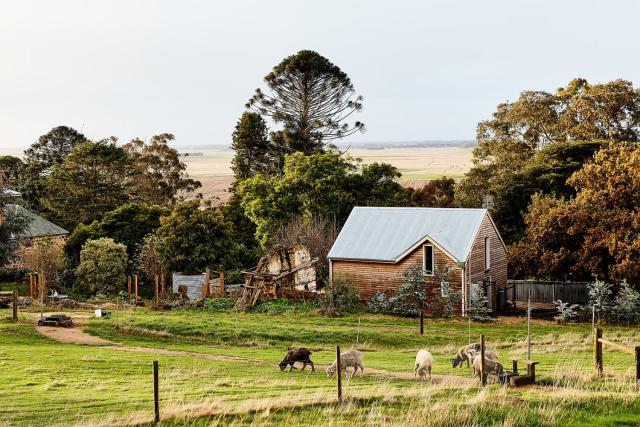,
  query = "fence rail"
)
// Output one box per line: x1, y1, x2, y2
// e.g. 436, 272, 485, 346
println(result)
508, 280, 590, 304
